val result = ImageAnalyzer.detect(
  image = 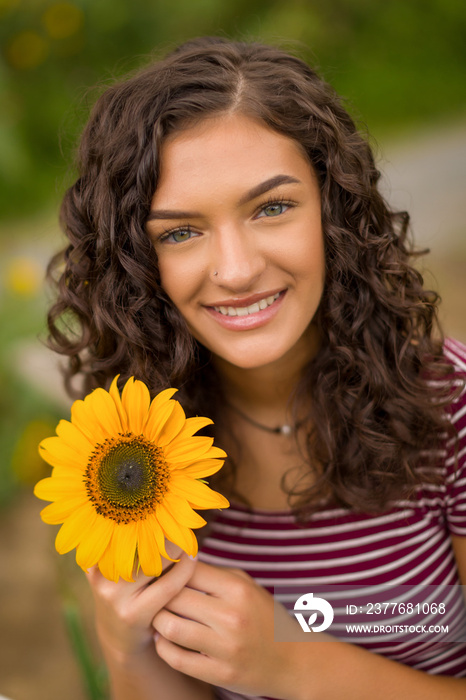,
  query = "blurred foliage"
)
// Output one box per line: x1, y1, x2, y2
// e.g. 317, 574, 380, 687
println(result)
0, 236, 62, 506
1, 0, 466, 221
0, 369, 59, 505
62, 598, 109, 700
